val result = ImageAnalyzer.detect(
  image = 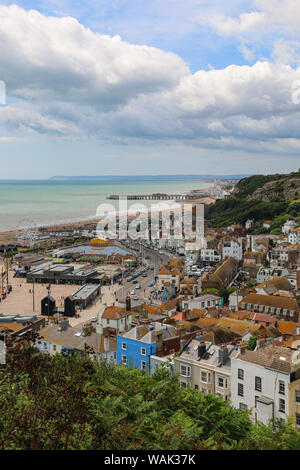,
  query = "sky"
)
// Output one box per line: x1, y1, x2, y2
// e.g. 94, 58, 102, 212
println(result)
0, 0, 300, 178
